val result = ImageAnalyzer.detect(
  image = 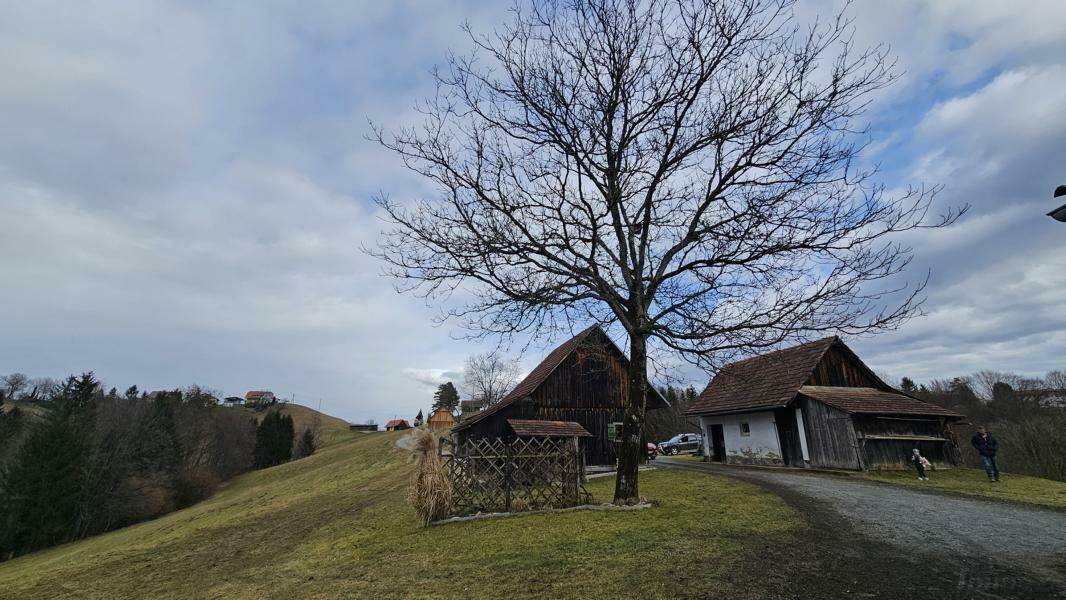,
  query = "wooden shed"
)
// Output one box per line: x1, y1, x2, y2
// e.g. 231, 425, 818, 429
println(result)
686, 337, 963, 470
385, 419, 410, 431
451, 325, 669, 465
427, 406, 457, 432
